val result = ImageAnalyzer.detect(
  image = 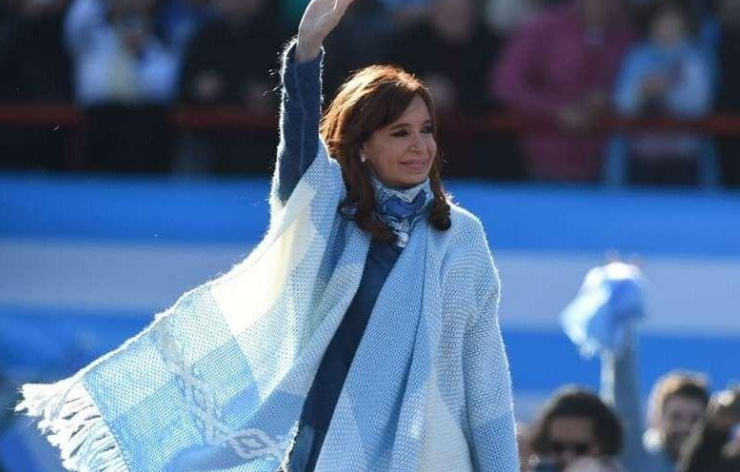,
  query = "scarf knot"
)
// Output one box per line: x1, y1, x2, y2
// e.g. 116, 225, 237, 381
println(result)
371, 176, 433, 248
